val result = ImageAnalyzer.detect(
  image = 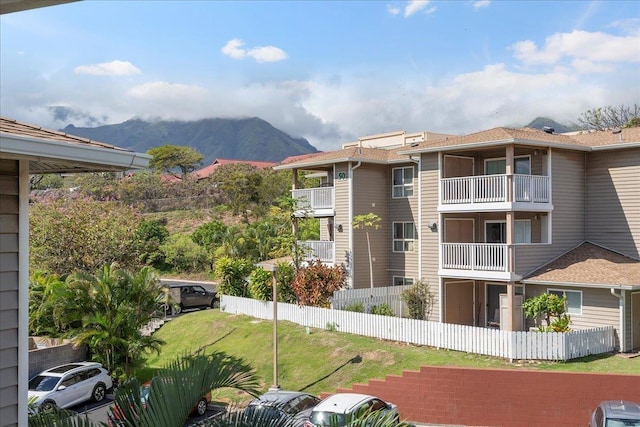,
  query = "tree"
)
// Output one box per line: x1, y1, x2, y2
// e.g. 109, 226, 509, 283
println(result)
30, 198, 141, 276
577, 104, 640, 131
160, 234, 210, 273
523, 293, 571, 332
214, 256, 255, 297
212, 163, 263, 222
147, 144, 203, 179
133, 219, 170, 267
290, 259, 346, 307
401, 280, 434, 320
352, 213, 381, 289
